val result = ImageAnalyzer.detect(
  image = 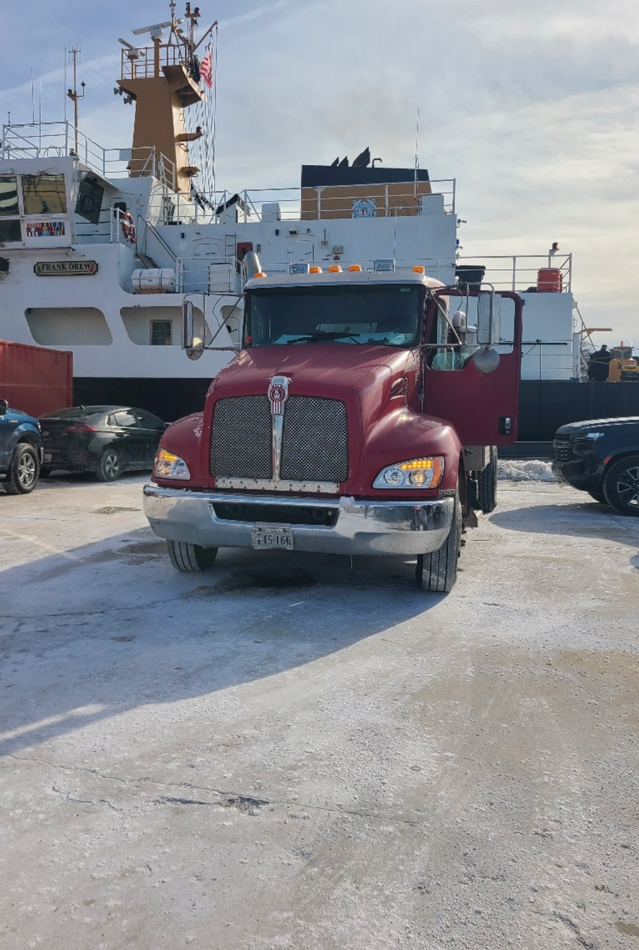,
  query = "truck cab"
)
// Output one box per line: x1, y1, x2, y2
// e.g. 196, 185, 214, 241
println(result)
143, 262, 523, 591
